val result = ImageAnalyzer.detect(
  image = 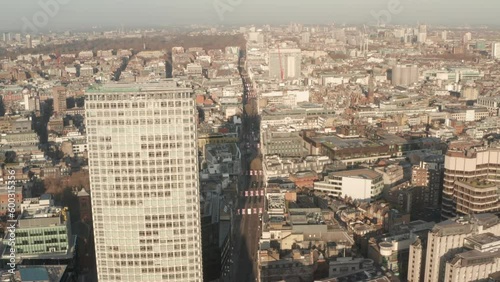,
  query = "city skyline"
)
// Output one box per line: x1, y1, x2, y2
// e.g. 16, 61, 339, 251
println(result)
2, 1, 500, 281
0, 0, 500, 32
